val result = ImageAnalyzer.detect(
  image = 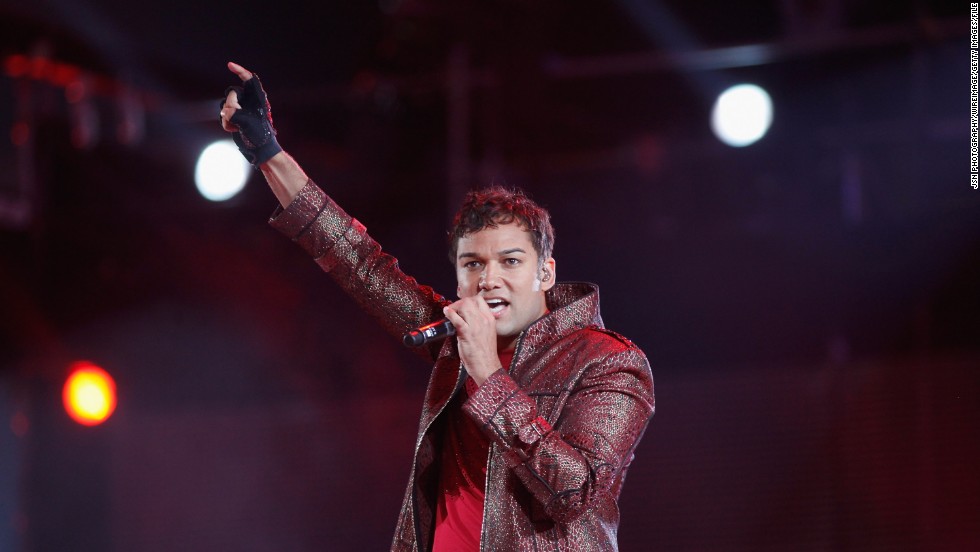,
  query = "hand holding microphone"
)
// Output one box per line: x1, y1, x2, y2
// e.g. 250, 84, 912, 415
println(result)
402, 296, 491, 347
404, 297, 502, 386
